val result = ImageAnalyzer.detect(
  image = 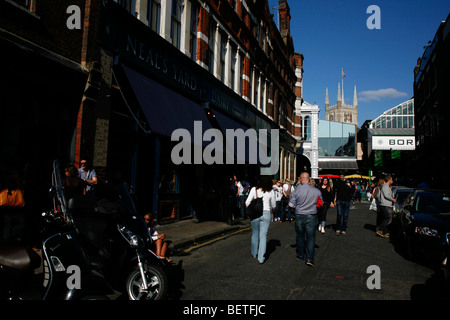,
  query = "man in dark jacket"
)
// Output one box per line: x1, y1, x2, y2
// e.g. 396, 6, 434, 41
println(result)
333, 173, 355, 235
